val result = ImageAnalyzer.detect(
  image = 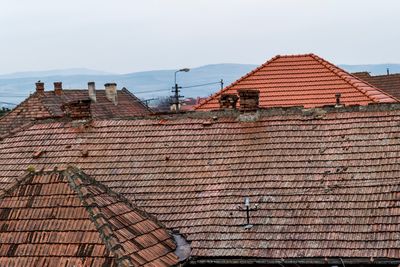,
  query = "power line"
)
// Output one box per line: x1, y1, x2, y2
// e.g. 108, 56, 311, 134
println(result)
182, 81, 221, 89
0, 101, 17, 105
133, 88, 171, 95
133, 80, 224, 95
0, 80, 225, 102
0, 94, 29, 97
